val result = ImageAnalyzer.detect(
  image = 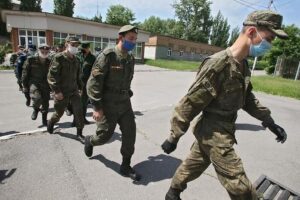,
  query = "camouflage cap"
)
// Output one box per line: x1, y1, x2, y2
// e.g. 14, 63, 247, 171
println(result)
65, 35, 81, 43
243, 10, 288, 39
38, 44, 50, 50
18, 45, 25, 50
118, 25, 138, 34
